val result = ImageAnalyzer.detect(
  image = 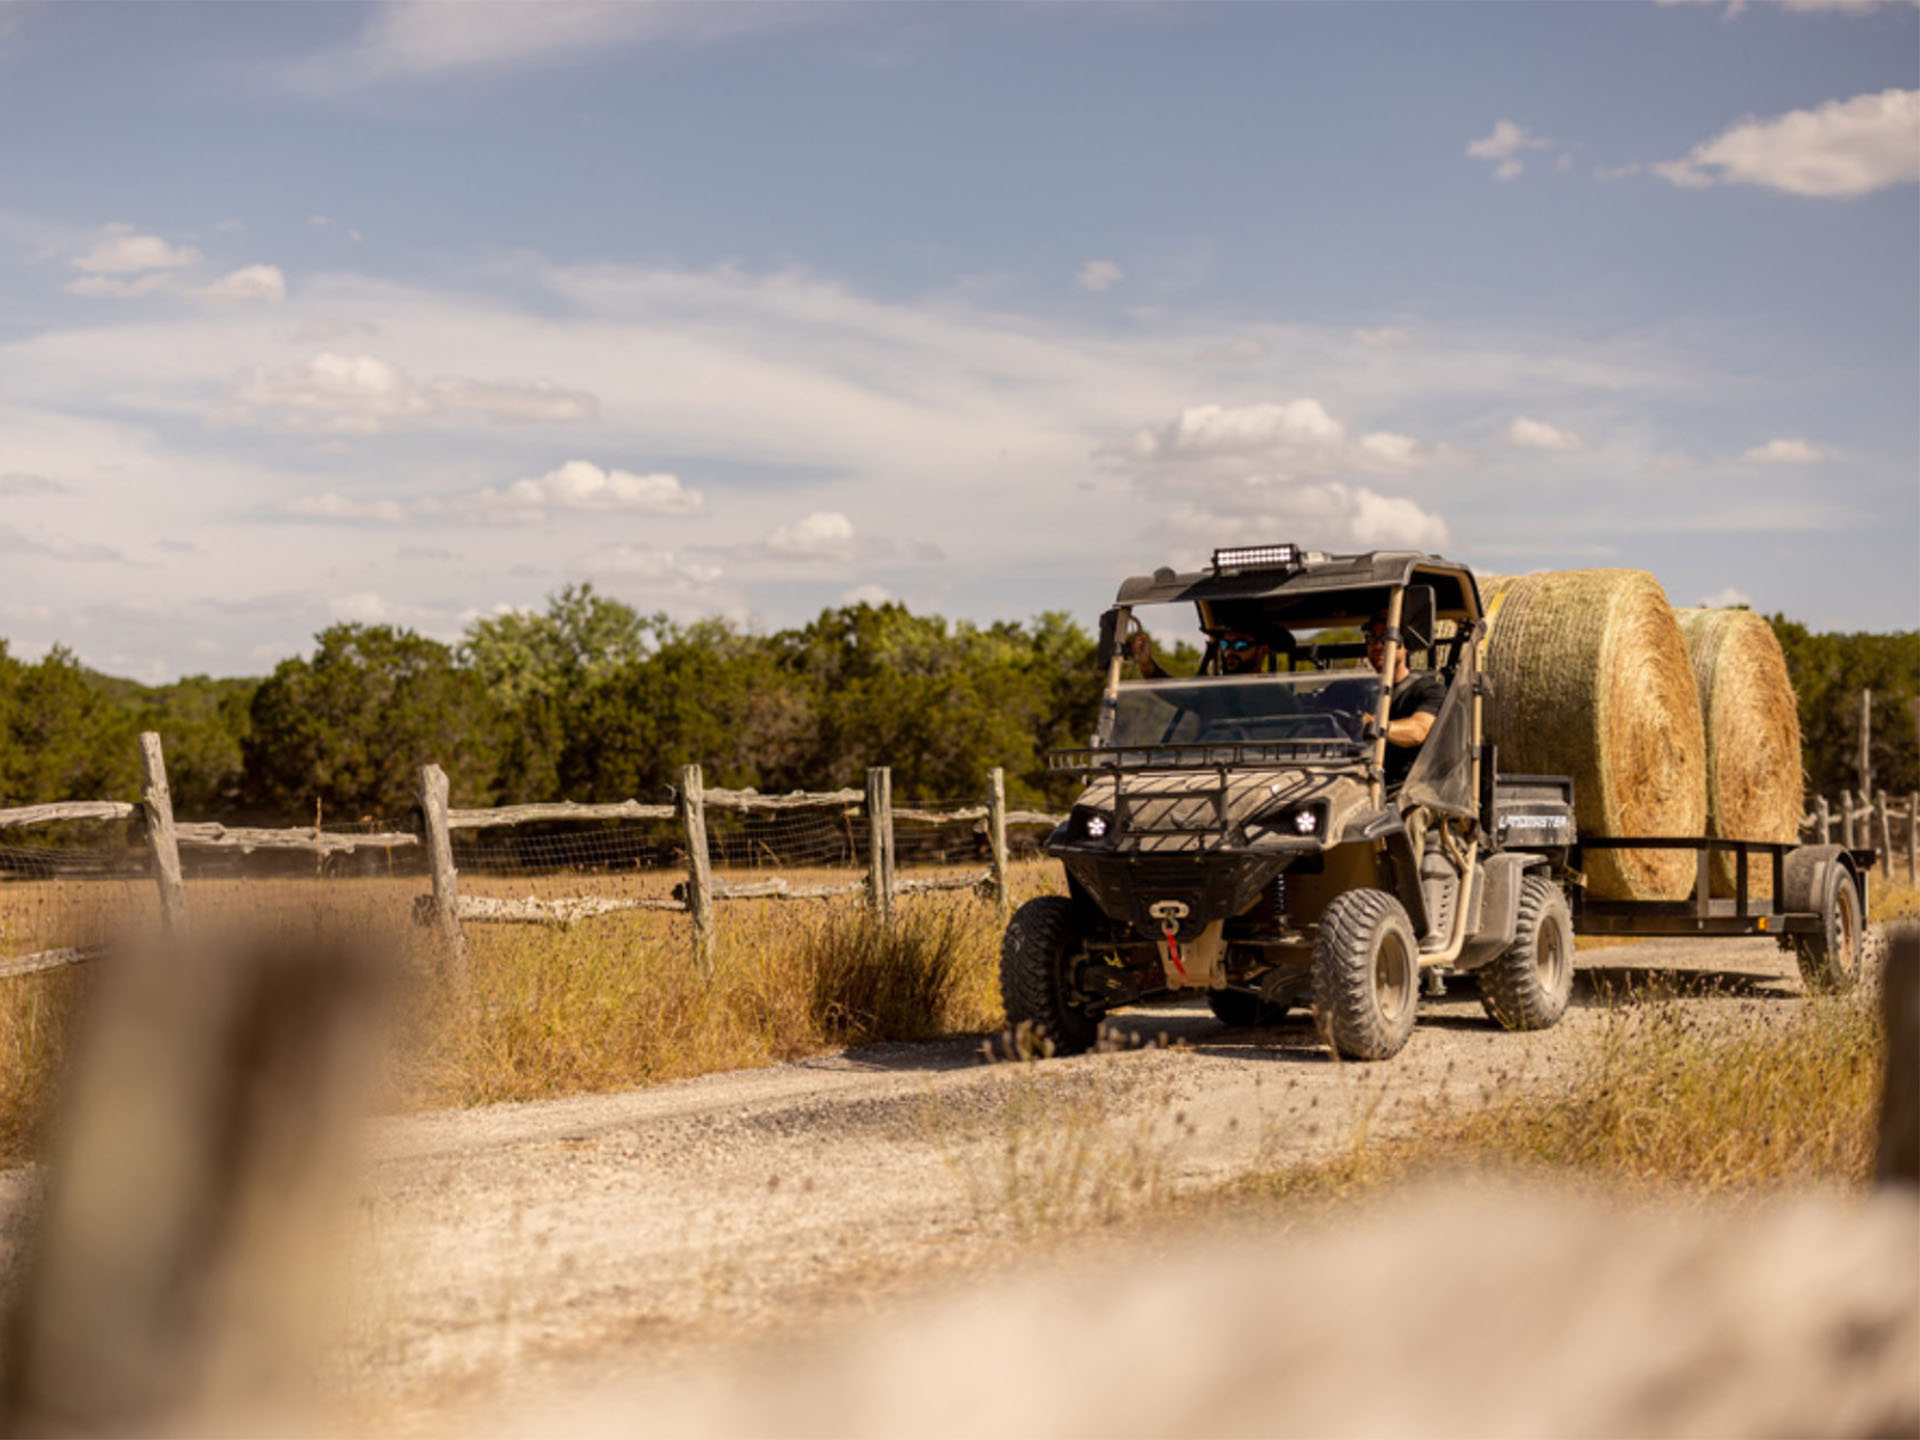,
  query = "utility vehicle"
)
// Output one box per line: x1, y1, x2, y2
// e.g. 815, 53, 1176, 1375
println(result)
1002, 544, 1869, 1061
